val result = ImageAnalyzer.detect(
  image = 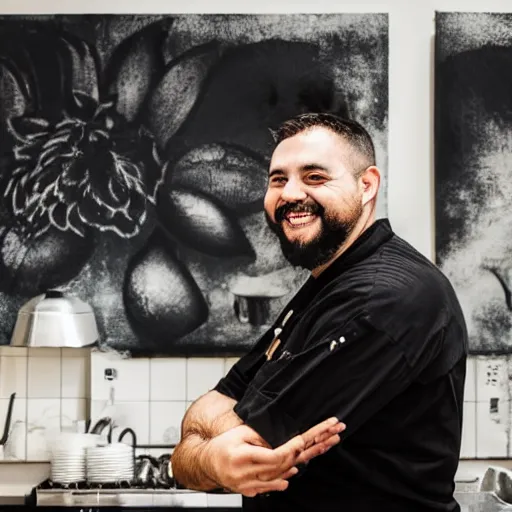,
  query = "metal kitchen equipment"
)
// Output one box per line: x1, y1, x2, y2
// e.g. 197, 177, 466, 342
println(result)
32, 479, 242, 508
10, 290, 98, 348
0, 392, 15, 459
